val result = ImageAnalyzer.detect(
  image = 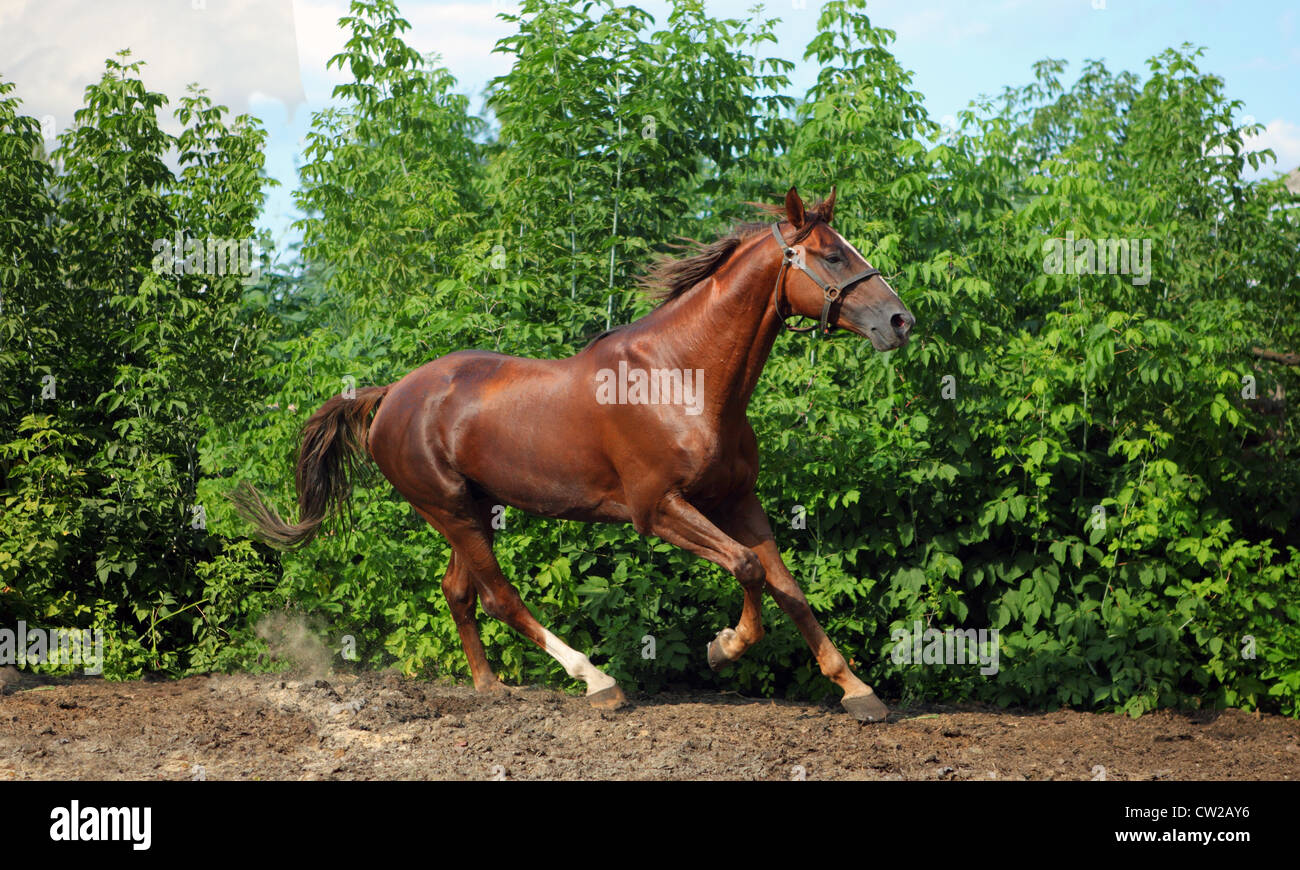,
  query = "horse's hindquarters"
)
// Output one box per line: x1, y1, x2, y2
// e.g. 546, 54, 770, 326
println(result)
369, 350, 631, 524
